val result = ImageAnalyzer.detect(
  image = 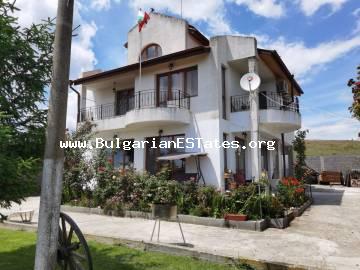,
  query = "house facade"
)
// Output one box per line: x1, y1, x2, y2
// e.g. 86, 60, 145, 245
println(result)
72, 13, 303, 189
